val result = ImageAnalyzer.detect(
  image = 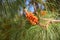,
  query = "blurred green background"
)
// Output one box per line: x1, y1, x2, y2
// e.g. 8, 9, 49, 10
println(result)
0, 0, 60, 40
